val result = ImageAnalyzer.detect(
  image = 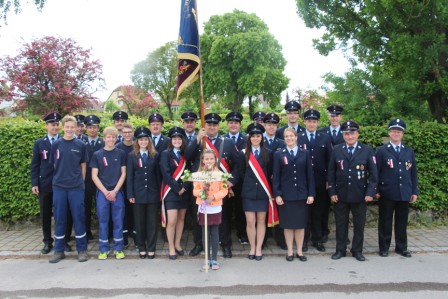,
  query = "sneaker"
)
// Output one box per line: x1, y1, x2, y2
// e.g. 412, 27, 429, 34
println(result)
115, 251, 125, 259
78, 250, 89, 262
211, 260, 220, 270
49, 252, 65, 264
239, 237, 249, 245
98, 251, 109, 260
